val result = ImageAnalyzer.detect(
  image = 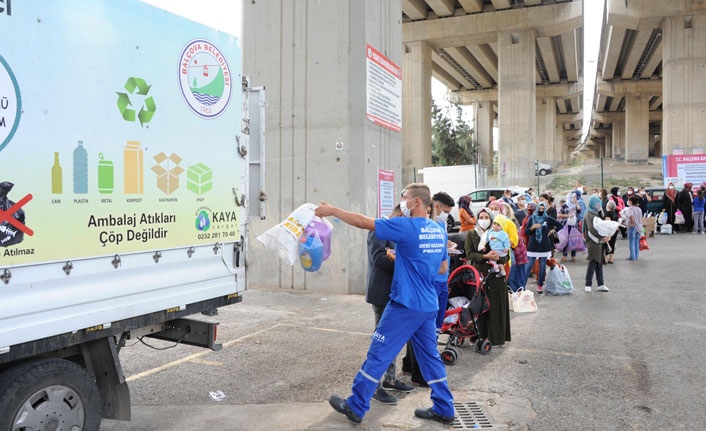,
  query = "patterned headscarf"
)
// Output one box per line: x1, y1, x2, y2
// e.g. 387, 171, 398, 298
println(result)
474, 208, 493, 251
665, 182, 677, 202
587, 196, 602, 215
458, 195, 471, 212
530, 202, 548, 243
